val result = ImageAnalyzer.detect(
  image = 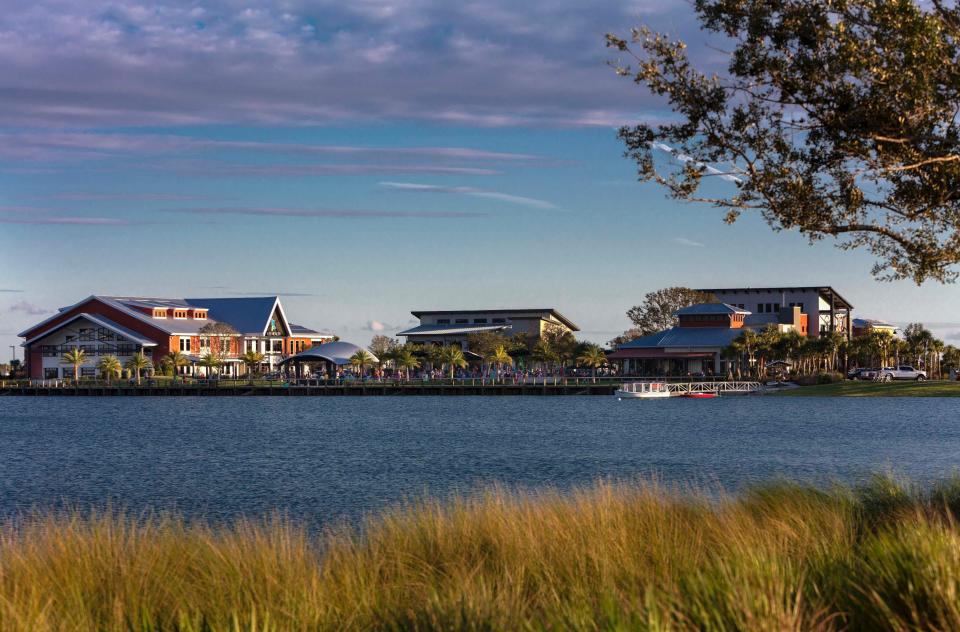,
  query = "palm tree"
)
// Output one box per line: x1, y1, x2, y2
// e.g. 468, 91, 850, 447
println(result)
198, 352, 222, 379
349, 349, 375, 379
486, 345, 514, 383
60, 348, 87, 382
395, 349, 421, 381
124, 352, 153, 385
162, 351, 190, 383
240, 350, 265, 384
530, 340, 558, 373
97, 355, 122, 385
576, 345, 607, 383
731, 329, 758, 377
439, 345, 468, 380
